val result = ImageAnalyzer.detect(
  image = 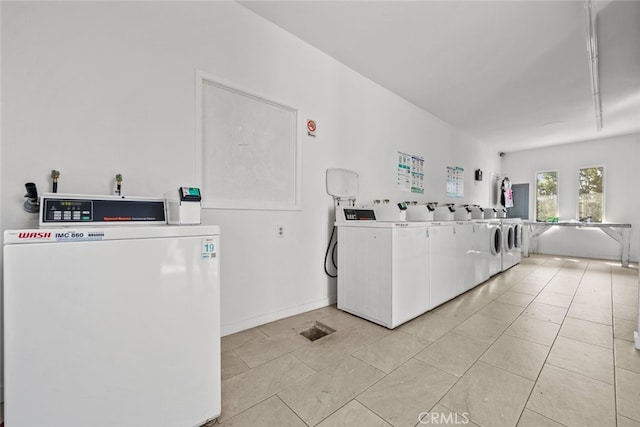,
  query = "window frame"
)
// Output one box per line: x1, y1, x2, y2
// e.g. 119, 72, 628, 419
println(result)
577, 165, 605, 223
534, 169, 559, 222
